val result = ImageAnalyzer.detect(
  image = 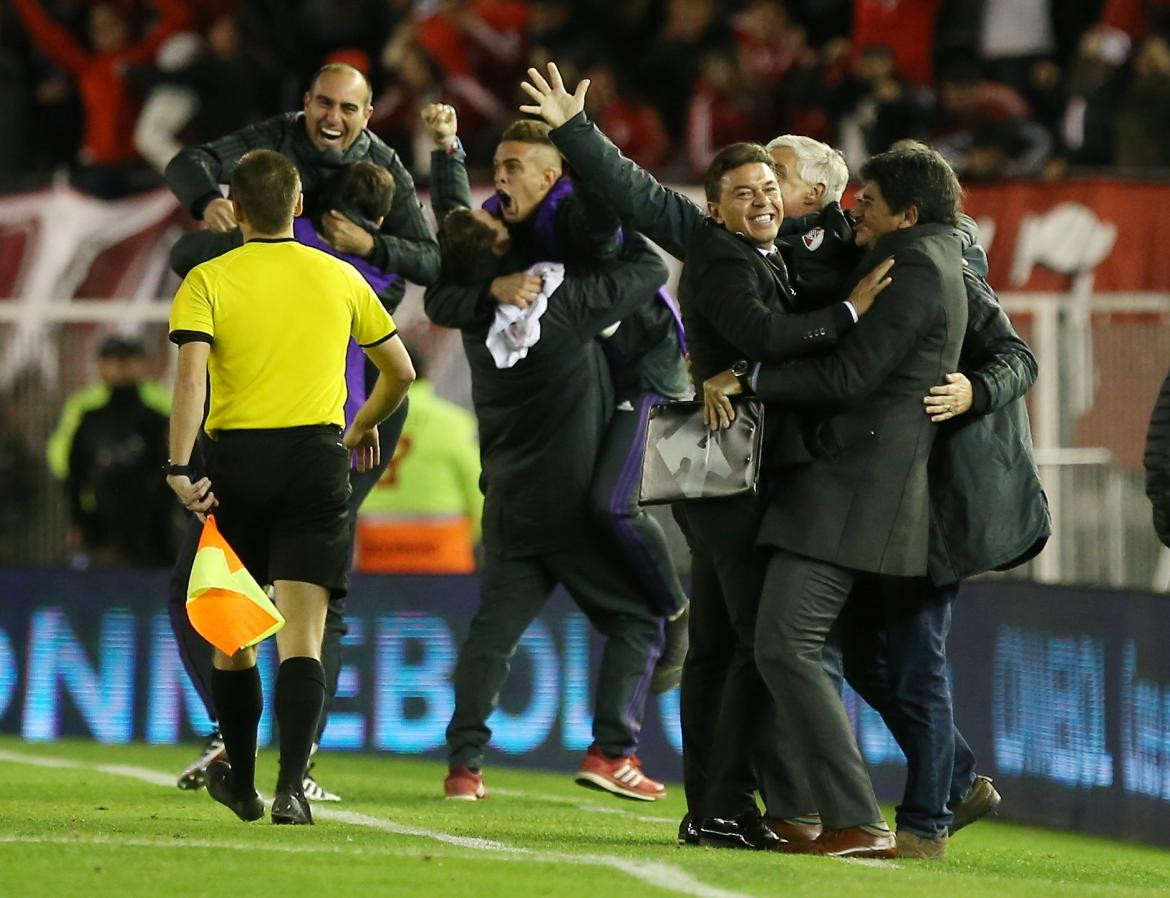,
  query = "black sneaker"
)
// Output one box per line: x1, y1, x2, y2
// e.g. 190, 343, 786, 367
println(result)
271, 789, 314, 825
678, 812, 702, 846
177, 730, 226, 791
700, 812, 782, 850
205, 760, 264, 822
652, 604, 689, 694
